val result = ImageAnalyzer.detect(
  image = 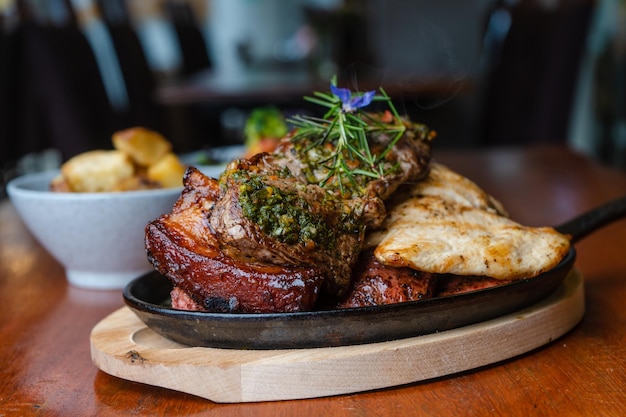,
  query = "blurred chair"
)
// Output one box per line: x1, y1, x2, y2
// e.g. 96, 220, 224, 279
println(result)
478, 0, 595, 146
15, 0, 119, 160
164, 0, 212, 76
96, 0, 164, 132
0, 11, 21, 172
158, 1, 218, 151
